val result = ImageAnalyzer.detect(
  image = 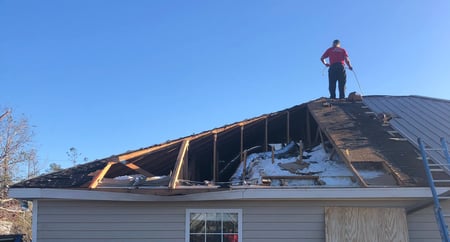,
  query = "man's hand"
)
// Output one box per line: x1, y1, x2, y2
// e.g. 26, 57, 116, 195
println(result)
348, 66, 353, 71
325, 63, 330, 67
